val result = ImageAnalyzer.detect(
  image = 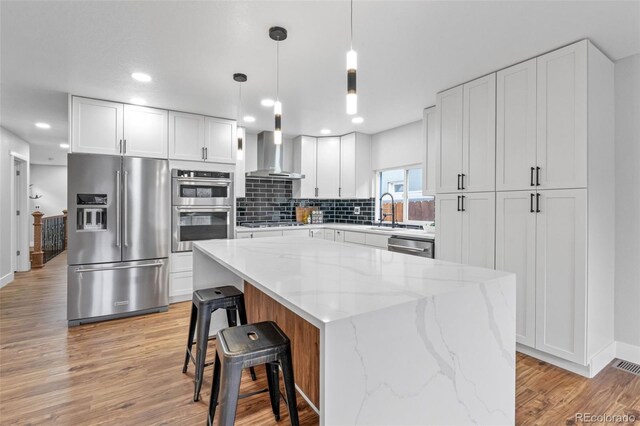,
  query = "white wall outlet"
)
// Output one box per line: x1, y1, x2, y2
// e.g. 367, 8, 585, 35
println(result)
354, 206, 361, 215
